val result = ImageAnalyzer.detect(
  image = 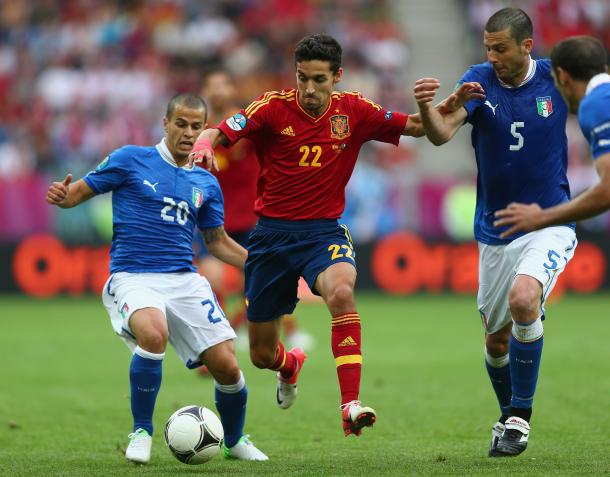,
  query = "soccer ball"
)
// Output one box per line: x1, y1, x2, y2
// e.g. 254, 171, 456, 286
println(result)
164, 405, 224, 464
